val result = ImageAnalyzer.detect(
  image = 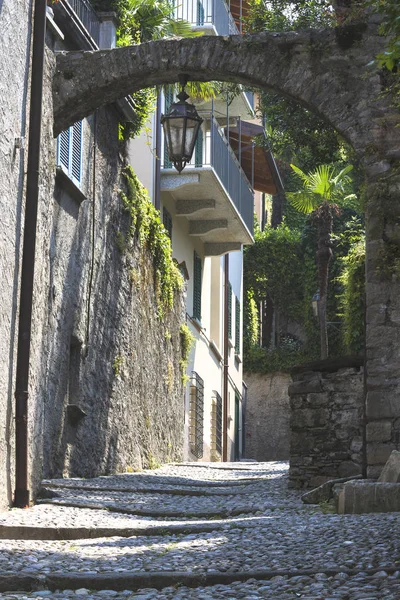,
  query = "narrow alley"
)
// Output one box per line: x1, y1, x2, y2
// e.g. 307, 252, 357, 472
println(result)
0, 462, 399, 599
